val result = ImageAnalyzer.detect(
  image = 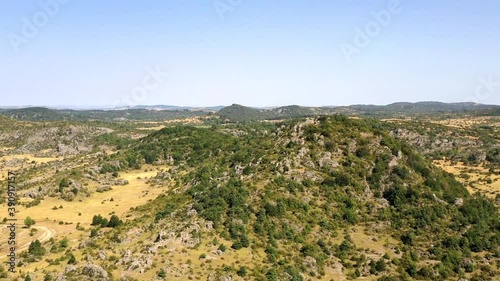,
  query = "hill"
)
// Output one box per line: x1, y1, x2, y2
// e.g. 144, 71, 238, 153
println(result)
217, 104, 265, 121
2, 107, 65, 121
31, 116, 496, 280
217, 104, 325, 121
269, 105, 316, 118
